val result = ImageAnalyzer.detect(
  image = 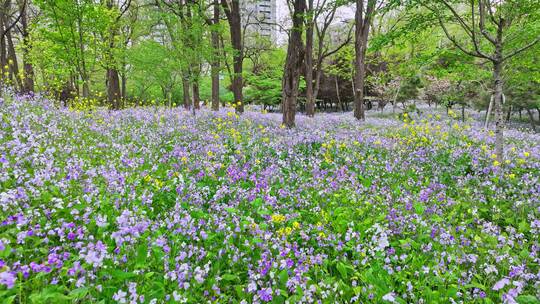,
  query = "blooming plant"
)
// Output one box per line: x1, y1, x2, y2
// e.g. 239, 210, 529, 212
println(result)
0, 94, 539, 303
